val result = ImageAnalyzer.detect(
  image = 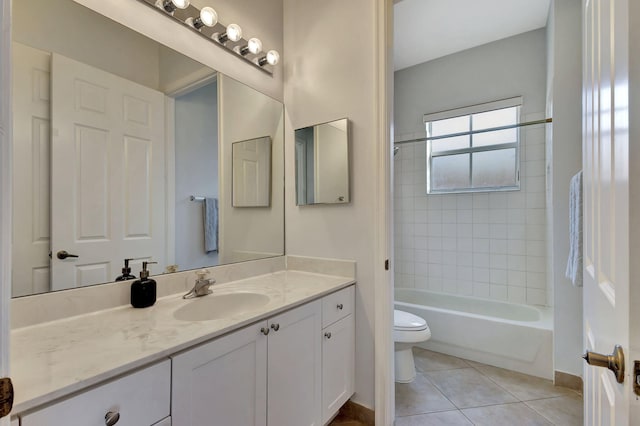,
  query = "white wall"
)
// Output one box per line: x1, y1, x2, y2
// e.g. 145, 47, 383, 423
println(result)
283, 0, 379, 409
75, 0, 284, 101
546, 0, 583, 378
14, 0, 215, 96
394, 30, 550, 306
174, 82, 219, 271
218, 75, 284, 264
14, 0, 161, 89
